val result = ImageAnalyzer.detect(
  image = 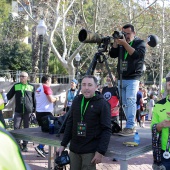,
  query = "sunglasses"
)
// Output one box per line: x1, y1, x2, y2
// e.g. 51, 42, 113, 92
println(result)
166, 77, 170, 82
